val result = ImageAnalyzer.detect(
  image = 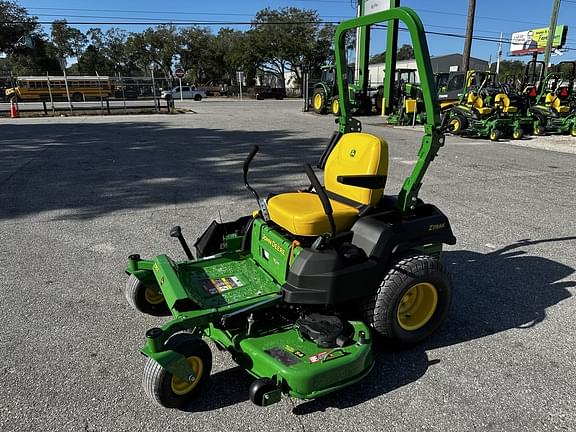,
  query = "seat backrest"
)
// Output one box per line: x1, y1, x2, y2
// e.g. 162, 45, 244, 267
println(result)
324, 133, 388, 207
494, 93, 510, 109
466, 92, 477, 106
473, 95, 485, 109
545, 92, 557, 106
